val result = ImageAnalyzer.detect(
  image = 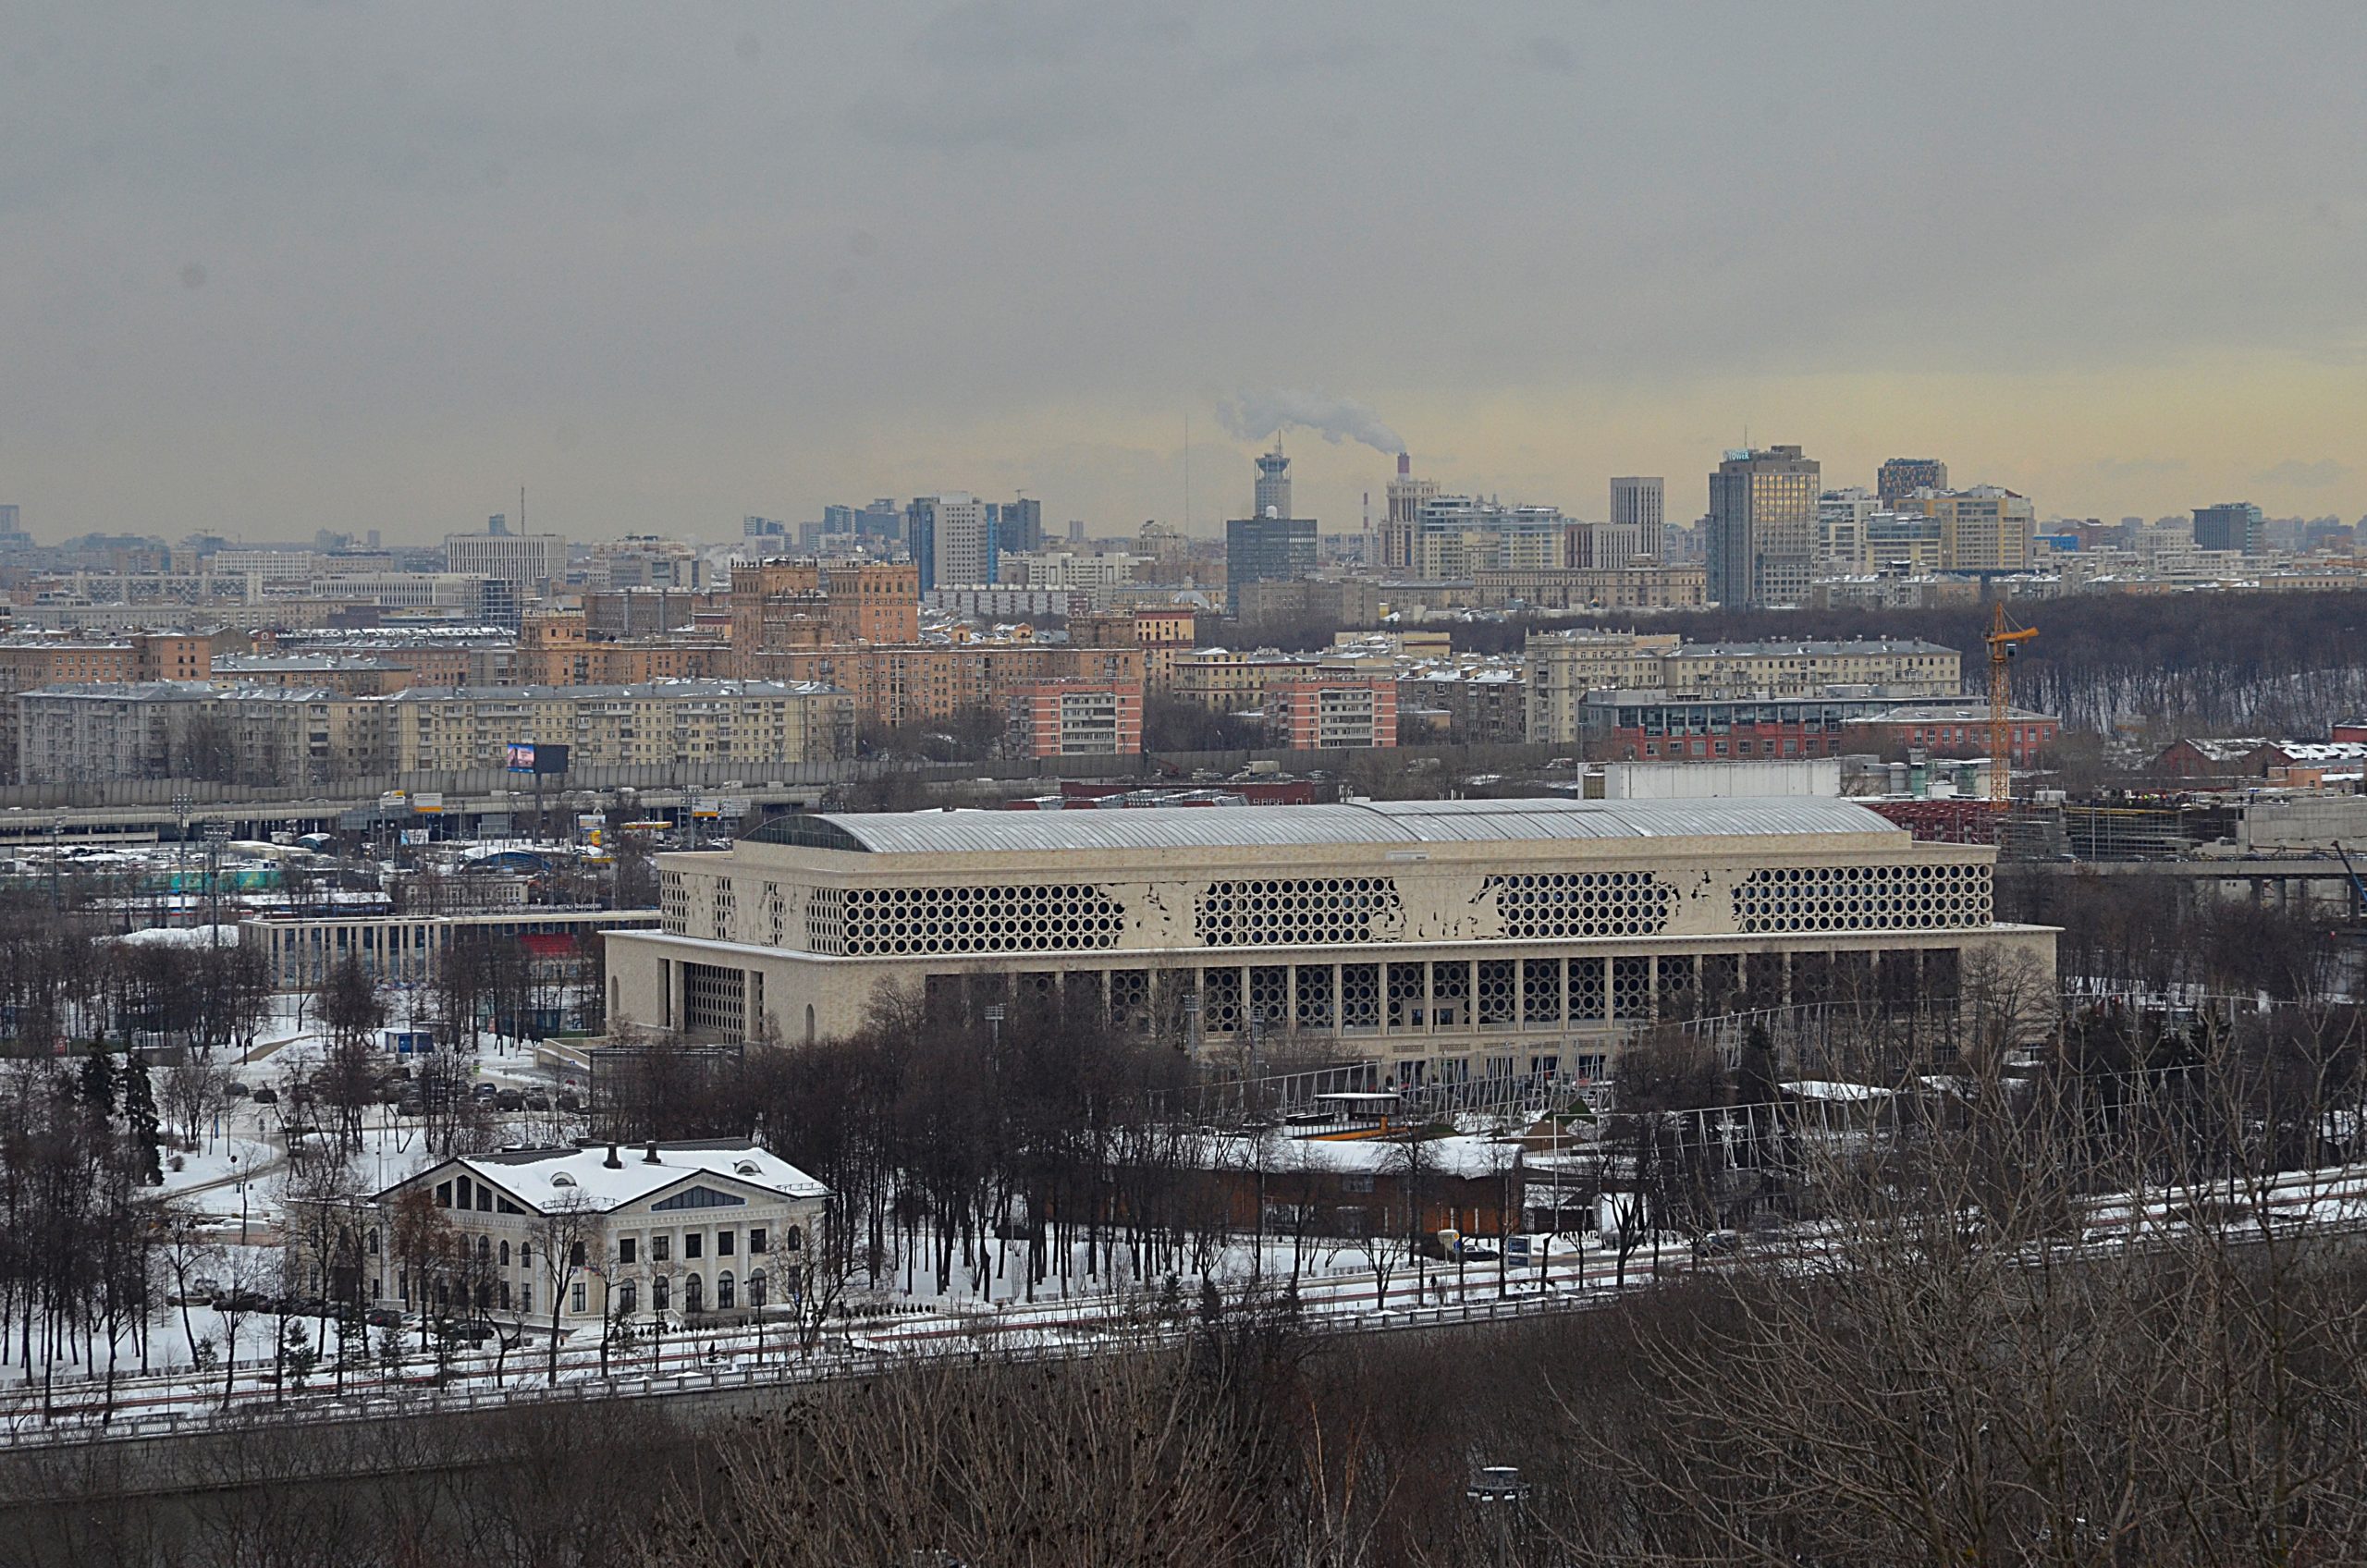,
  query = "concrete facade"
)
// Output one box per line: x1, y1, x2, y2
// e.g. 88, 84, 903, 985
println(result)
605, 799, 2054, 1079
